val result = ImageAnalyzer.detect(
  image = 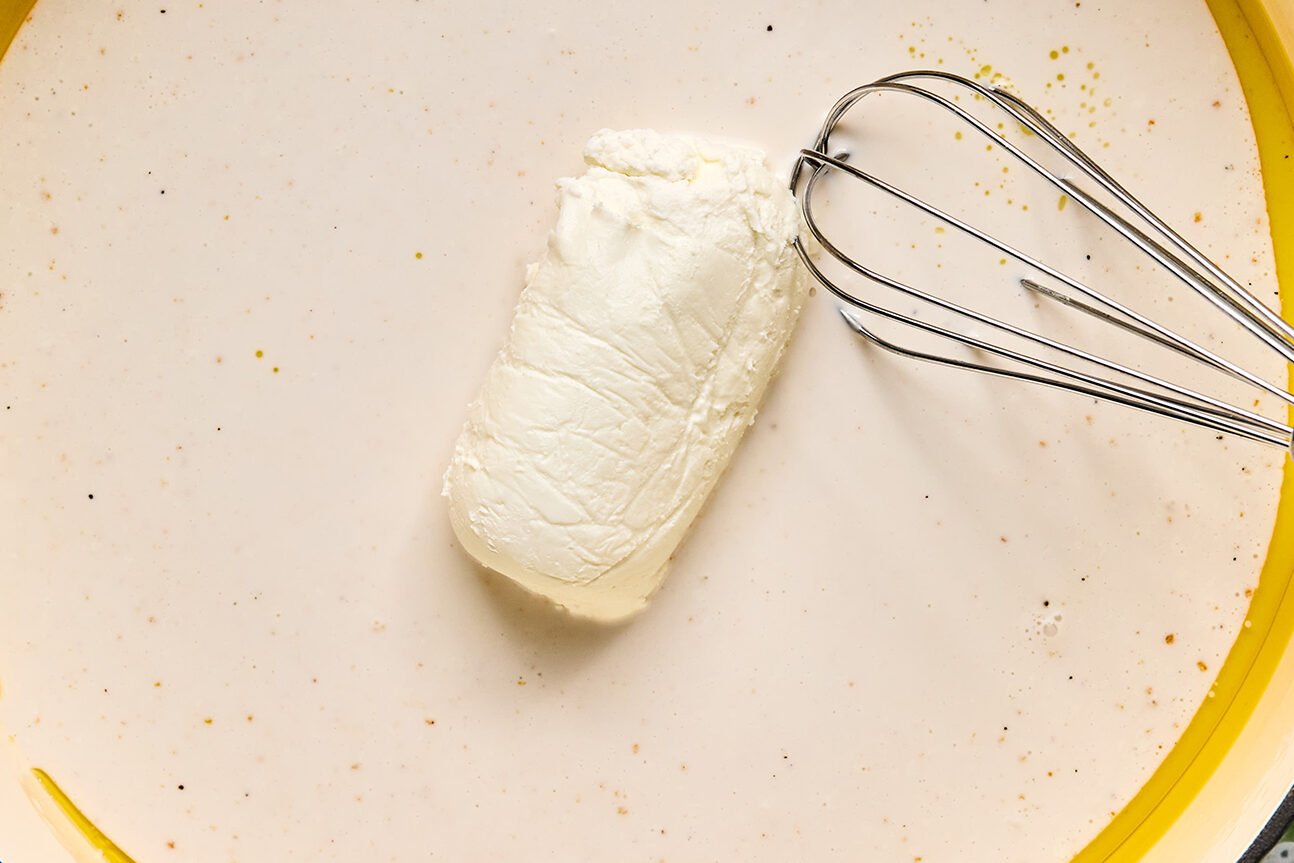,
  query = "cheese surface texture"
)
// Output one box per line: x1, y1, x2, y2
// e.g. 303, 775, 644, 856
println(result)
443, 129, 807, 621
